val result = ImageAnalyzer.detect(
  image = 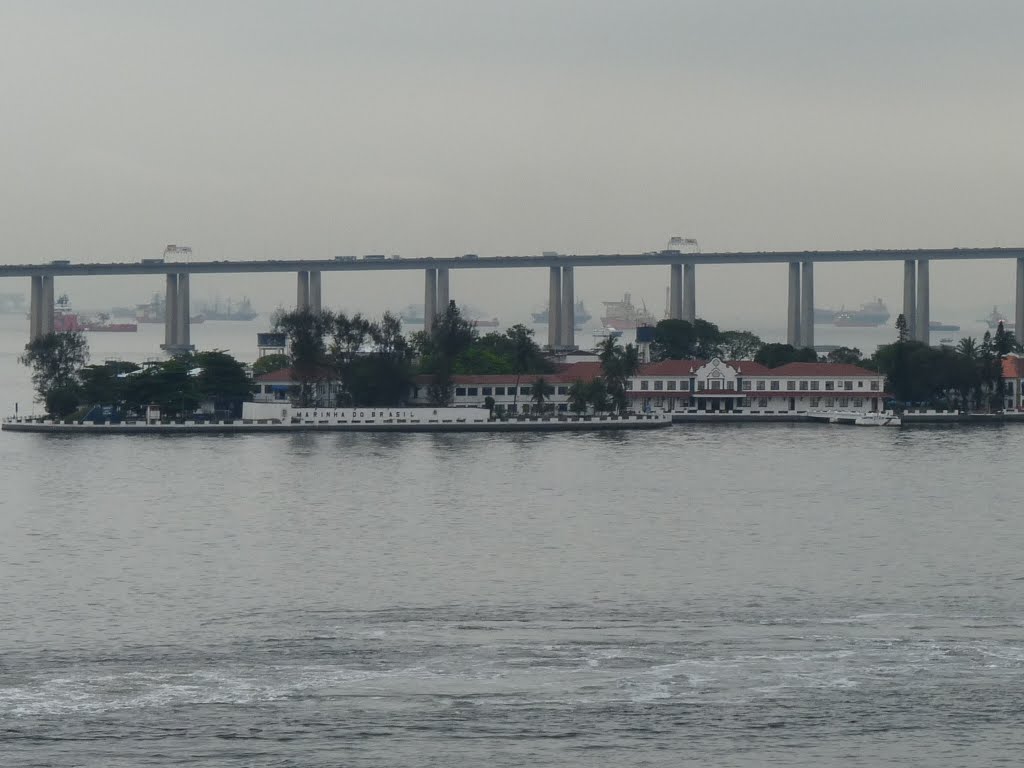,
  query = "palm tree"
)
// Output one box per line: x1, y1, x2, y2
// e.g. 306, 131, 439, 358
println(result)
567, 380, 589, 414
531, 376, 553, 412
956, 337, 978, 359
